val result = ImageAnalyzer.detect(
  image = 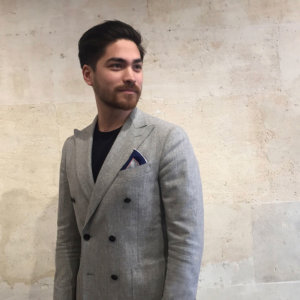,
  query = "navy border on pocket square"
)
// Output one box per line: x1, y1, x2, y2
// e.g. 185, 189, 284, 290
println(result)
121, 149, 147, 170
